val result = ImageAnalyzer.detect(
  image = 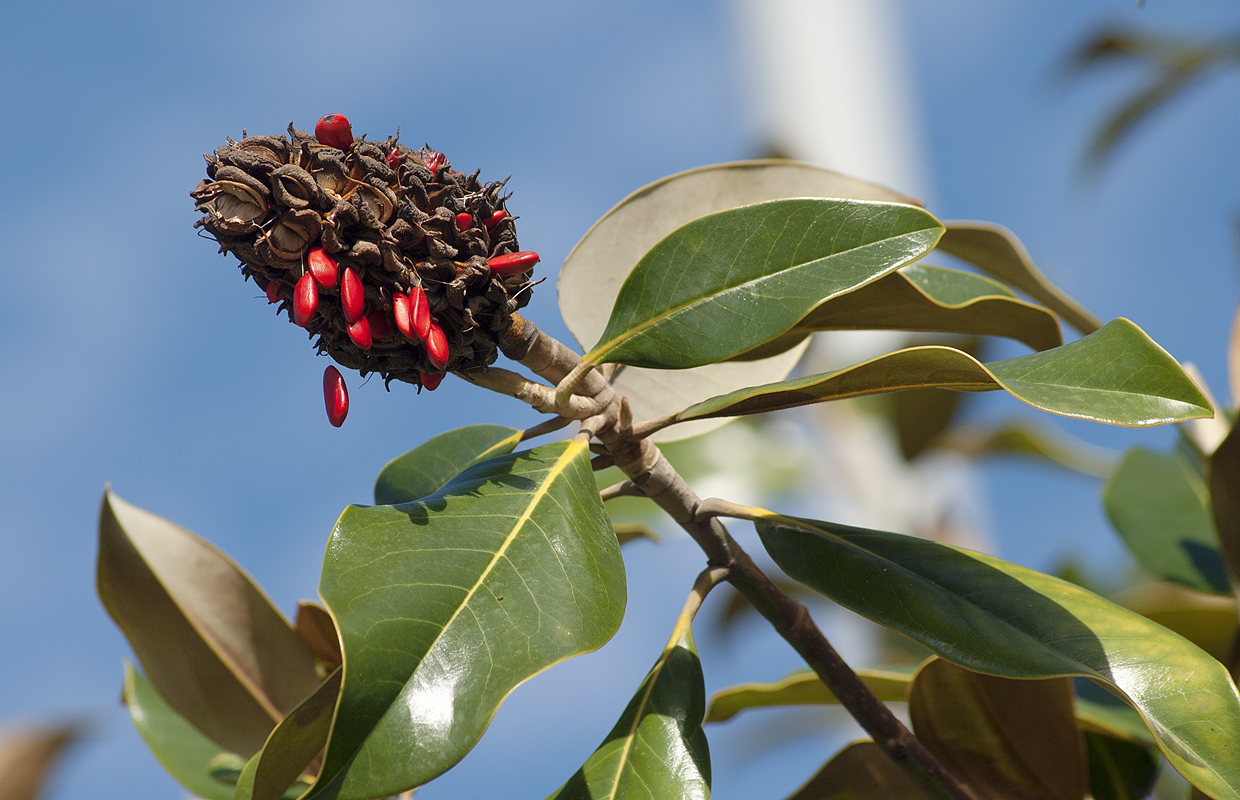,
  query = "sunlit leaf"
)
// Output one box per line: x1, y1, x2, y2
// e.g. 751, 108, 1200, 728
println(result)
908, 658, 1086, 800
749, 510, 1240, 799
122, 663, 234, 800
1113, 582, 1238, 665
97, 490, 321, 757
373, 424, 522, 505
1083, 731, 1160, 800
1104, 447, 1229, 594
673, 319, 1211, 430
237, 669, 341, 800
782, 741, 932, 800
559, 160, 918, 442
735, 264, 1062, 359
545, 625, 708, 800
307, 439, 626, 798
583, 198, 942, 370
937, 222, 1102, 335
705, 669, 911, 723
